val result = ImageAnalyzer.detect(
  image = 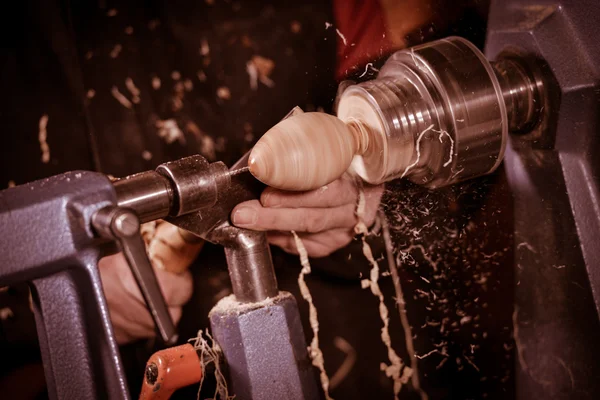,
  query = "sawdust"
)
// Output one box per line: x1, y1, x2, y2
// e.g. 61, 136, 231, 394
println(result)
124, 26, 133, 35
292, 231, 333, 400
106, 8, 118, 17
189, 330, 233, 400
38, 114, 50, 163
86, 89, 96, 99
